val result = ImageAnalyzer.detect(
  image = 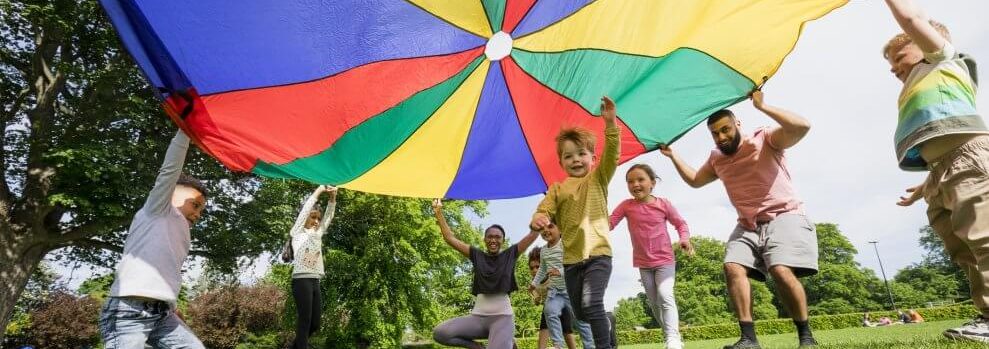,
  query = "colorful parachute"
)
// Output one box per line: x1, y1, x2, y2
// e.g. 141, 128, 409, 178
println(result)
102, 0, 846, 199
